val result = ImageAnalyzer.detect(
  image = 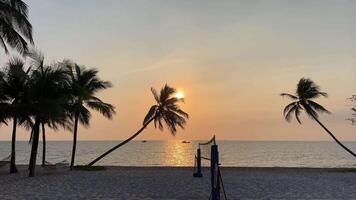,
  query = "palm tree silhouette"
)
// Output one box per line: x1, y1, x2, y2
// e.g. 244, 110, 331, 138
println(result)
88, 84, 189, 167
0, 0, 33, 54
26, 51, 72, 167
281, 78, 356, 158
27, 51, 70, 177
1, 57, 32, 173
63, 61, 115, 170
